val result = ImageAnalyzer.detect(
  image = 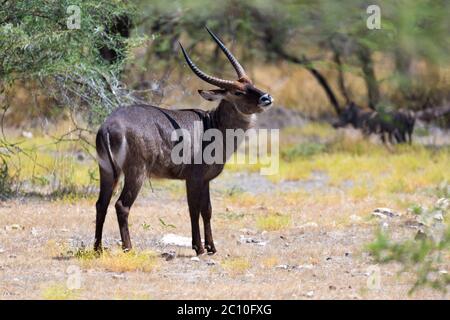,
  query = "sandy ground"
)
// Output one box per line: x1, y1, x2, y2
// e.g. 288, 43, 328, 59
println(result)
0, 171, 448, 300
